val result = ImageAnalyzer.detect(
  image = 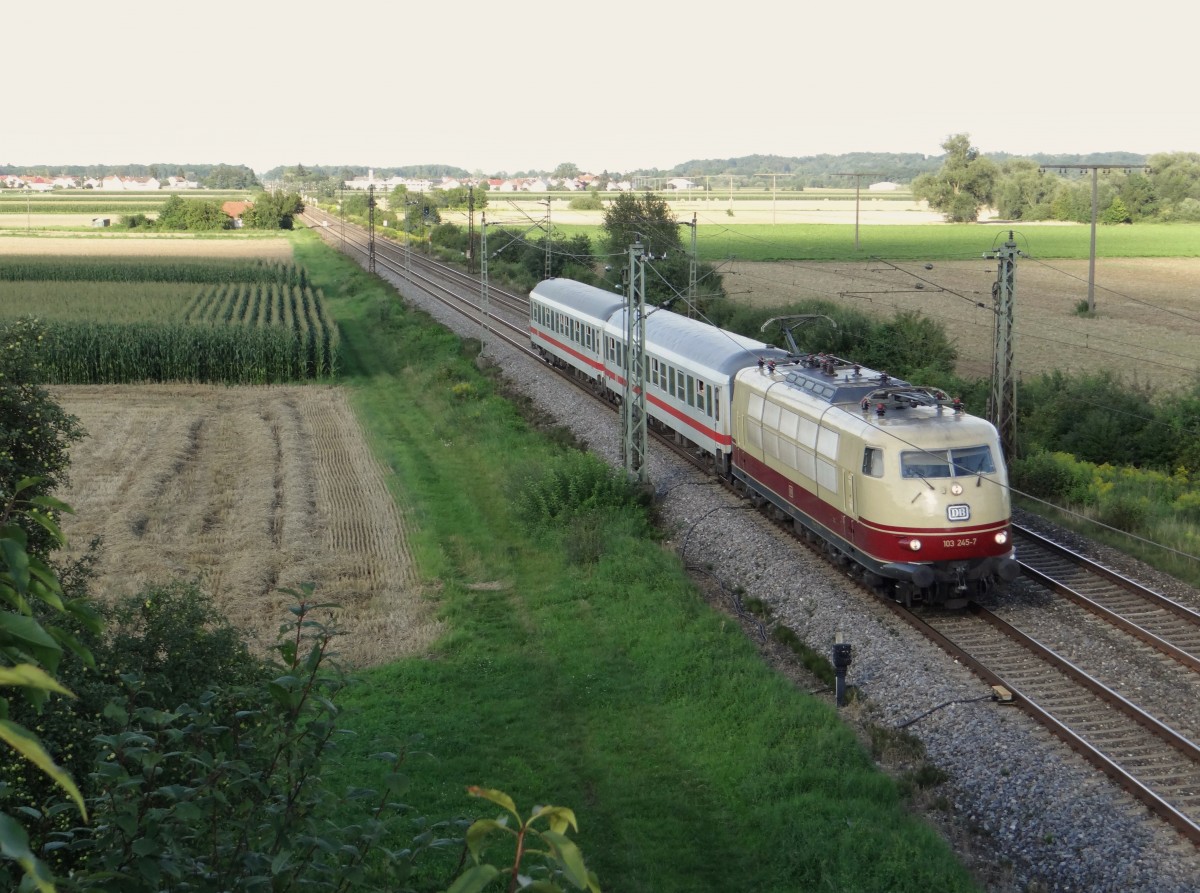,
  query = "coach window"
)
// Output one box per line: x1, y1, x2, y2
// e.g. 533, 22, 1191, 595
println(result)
862, 447, 884, 477
668, 366, 676, 398
686, 375, 695, 407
